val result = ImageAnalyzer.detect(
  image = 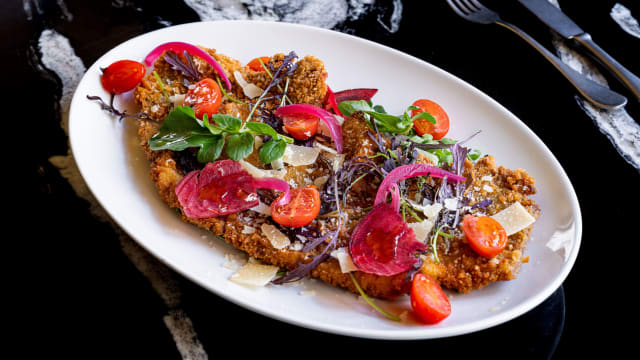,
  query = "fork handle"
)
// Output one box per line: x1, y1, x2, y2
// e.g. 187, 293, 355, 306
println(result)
573, 33, 640, 102
495, 20, 627, 109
